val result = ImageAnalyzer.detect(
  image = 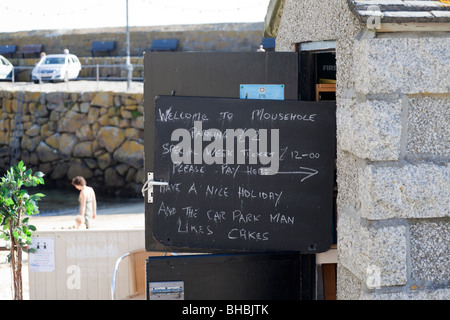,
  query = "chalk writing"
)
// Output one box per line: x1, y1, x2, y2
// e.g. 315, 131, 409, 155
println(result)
207, 210, 226, 223
158, 202, 176, 217
159, 106, 209, 122
152, 96, 336, 252
228, 228, 269, 241
221, 164, 240, 178
237, 186, 283, 208
182, 206, 199, 219
251, 108, 317, 122
232, 210, 261, 224
177, 218, 214, 236
171, 121, 280, 175
172, 163, 206, 175
273, 167, 319, 182
270, 213, 295, 225
205, 184, 229, 198
160, 183, 182, 194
